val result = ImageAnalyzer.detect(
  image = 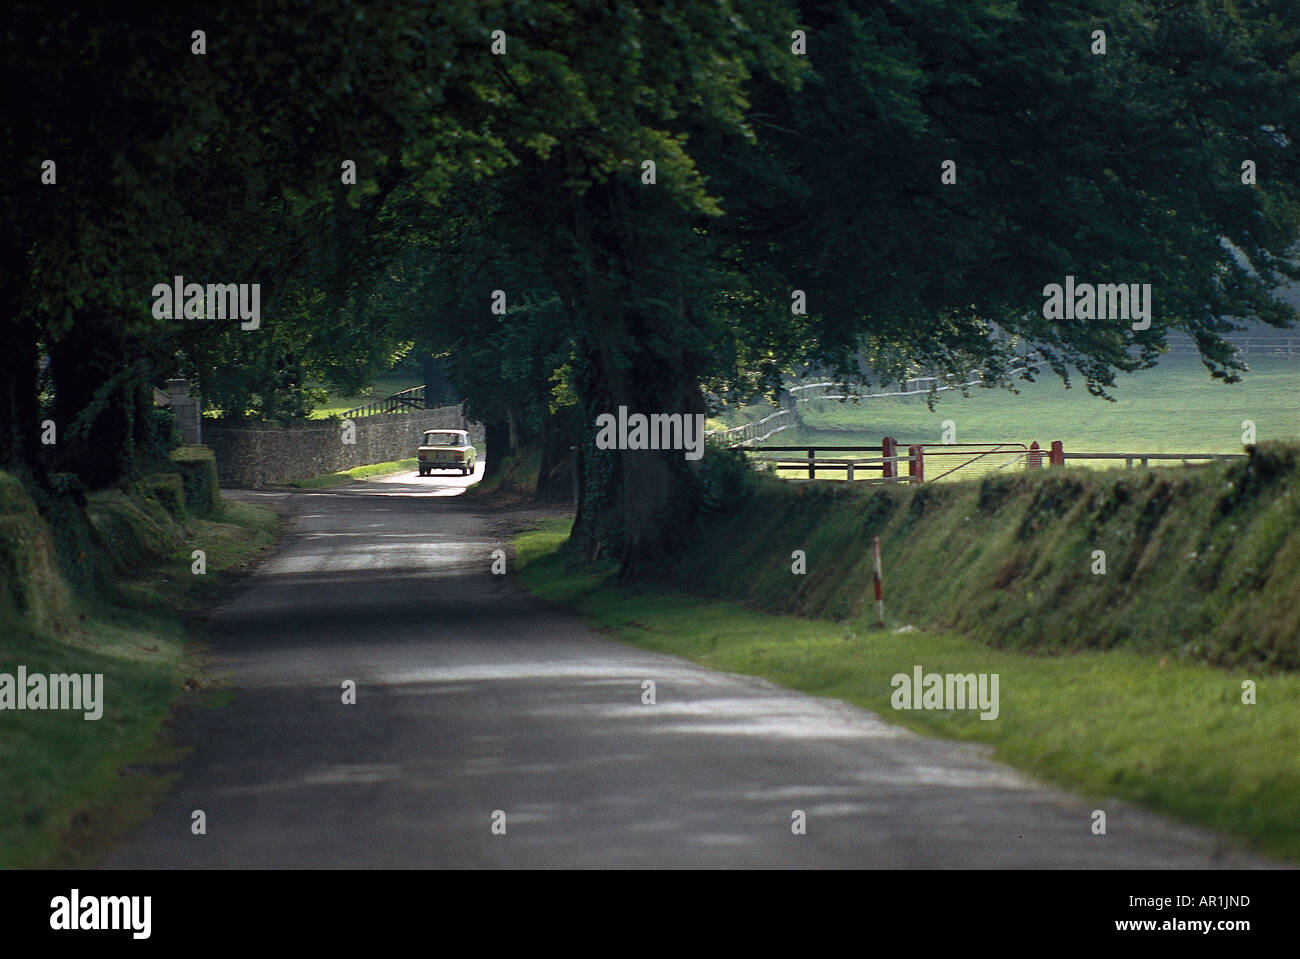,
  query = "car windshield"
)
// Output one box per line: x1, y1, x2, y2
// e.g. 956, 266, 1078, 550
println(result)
424, 432, 464, 447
